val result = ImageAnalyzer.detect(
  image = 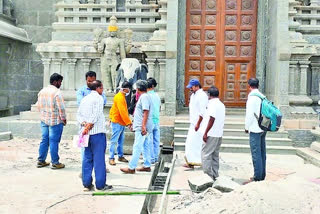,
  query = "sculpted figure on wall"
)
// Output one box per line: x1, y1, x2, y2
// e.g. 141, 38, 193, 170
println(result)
94, 16, 132, 92
3, 0, 14, 17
